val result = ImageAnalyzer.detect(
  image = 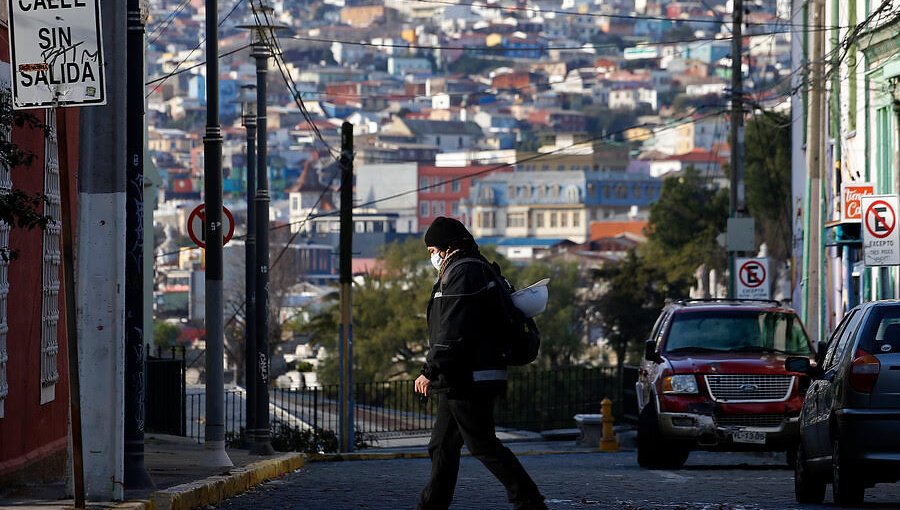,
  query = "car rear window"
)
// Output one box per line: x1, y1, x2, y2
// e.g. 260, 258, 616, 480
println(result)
664, 310, 812, 355
857, 305, 900, 355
